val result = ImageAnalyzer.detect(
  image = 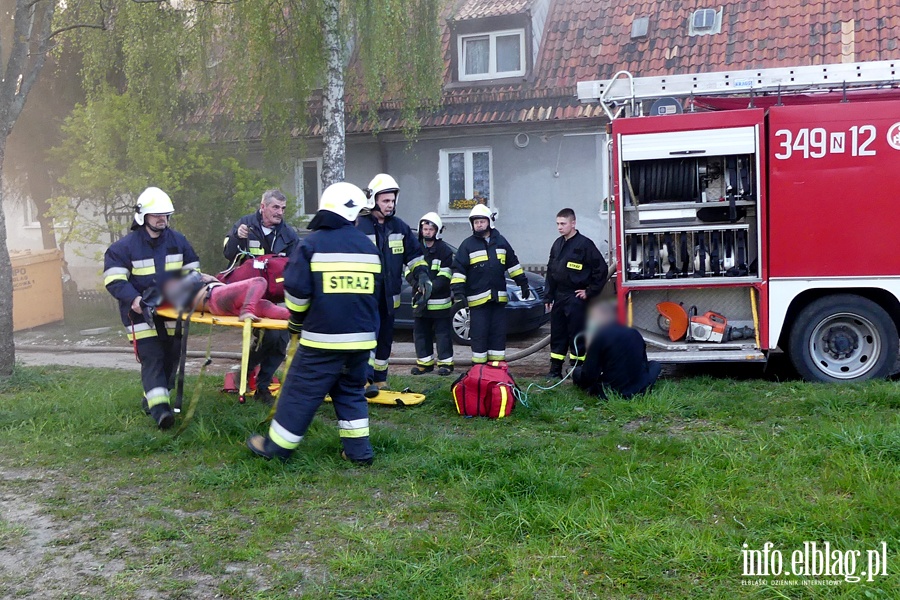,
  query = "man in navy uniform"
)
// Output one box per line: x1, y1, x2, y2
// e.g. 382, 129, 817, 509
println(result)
409, 212, 455, 375
356, 173, 429, 396
104, 187, 200, 429
223, 189, 300, 404
545, 208, 608, 378
573, 303, 661, 399
451, 204, 530, 364
247, 182, 383, 464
